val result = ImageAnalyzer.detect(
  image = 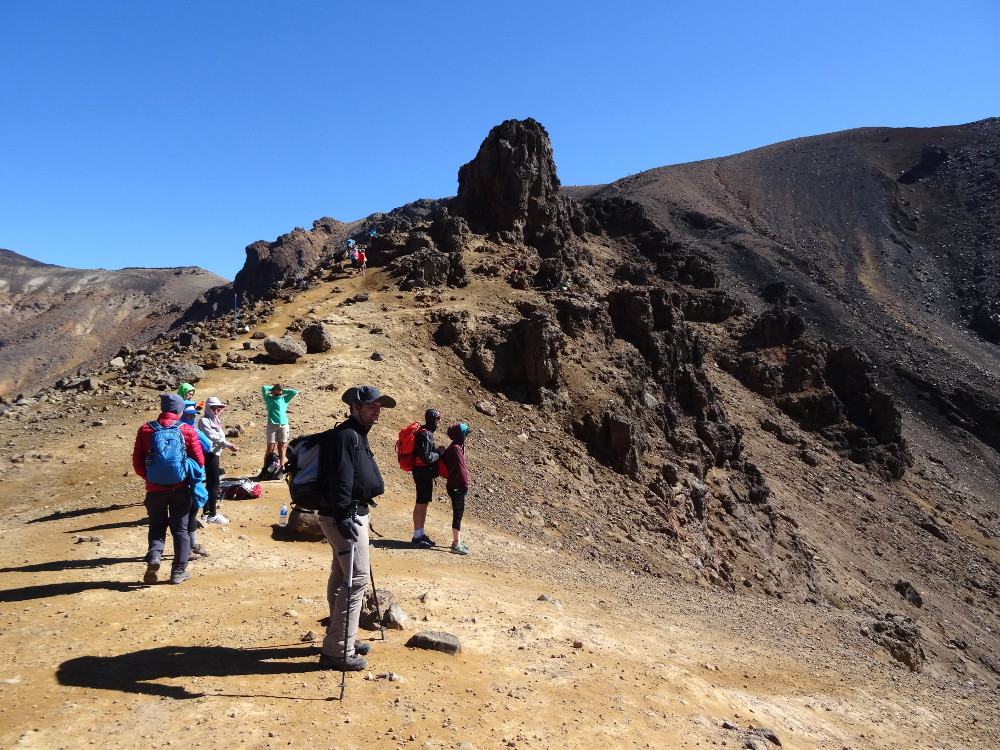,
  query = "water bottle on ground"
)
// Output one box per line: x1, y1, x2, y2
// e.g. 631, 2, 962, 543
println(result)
279, 502, 289, 527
